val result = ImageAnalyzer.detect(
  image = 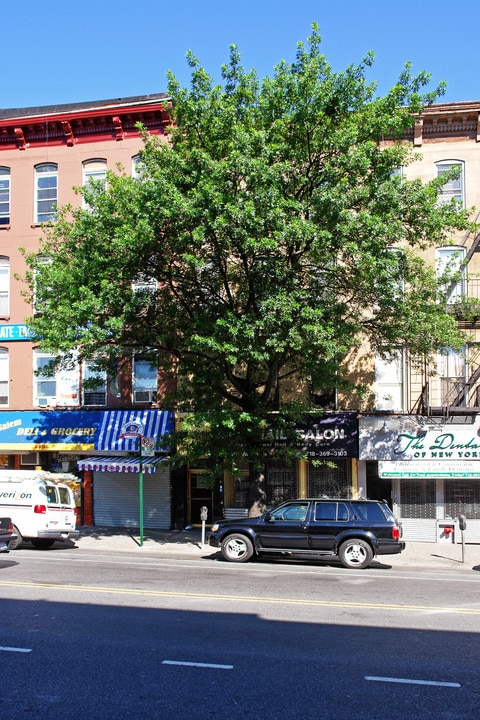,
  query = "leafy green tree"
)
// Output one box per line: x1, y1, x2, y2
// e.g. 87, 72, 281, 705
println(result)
23, 26, 474, 513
